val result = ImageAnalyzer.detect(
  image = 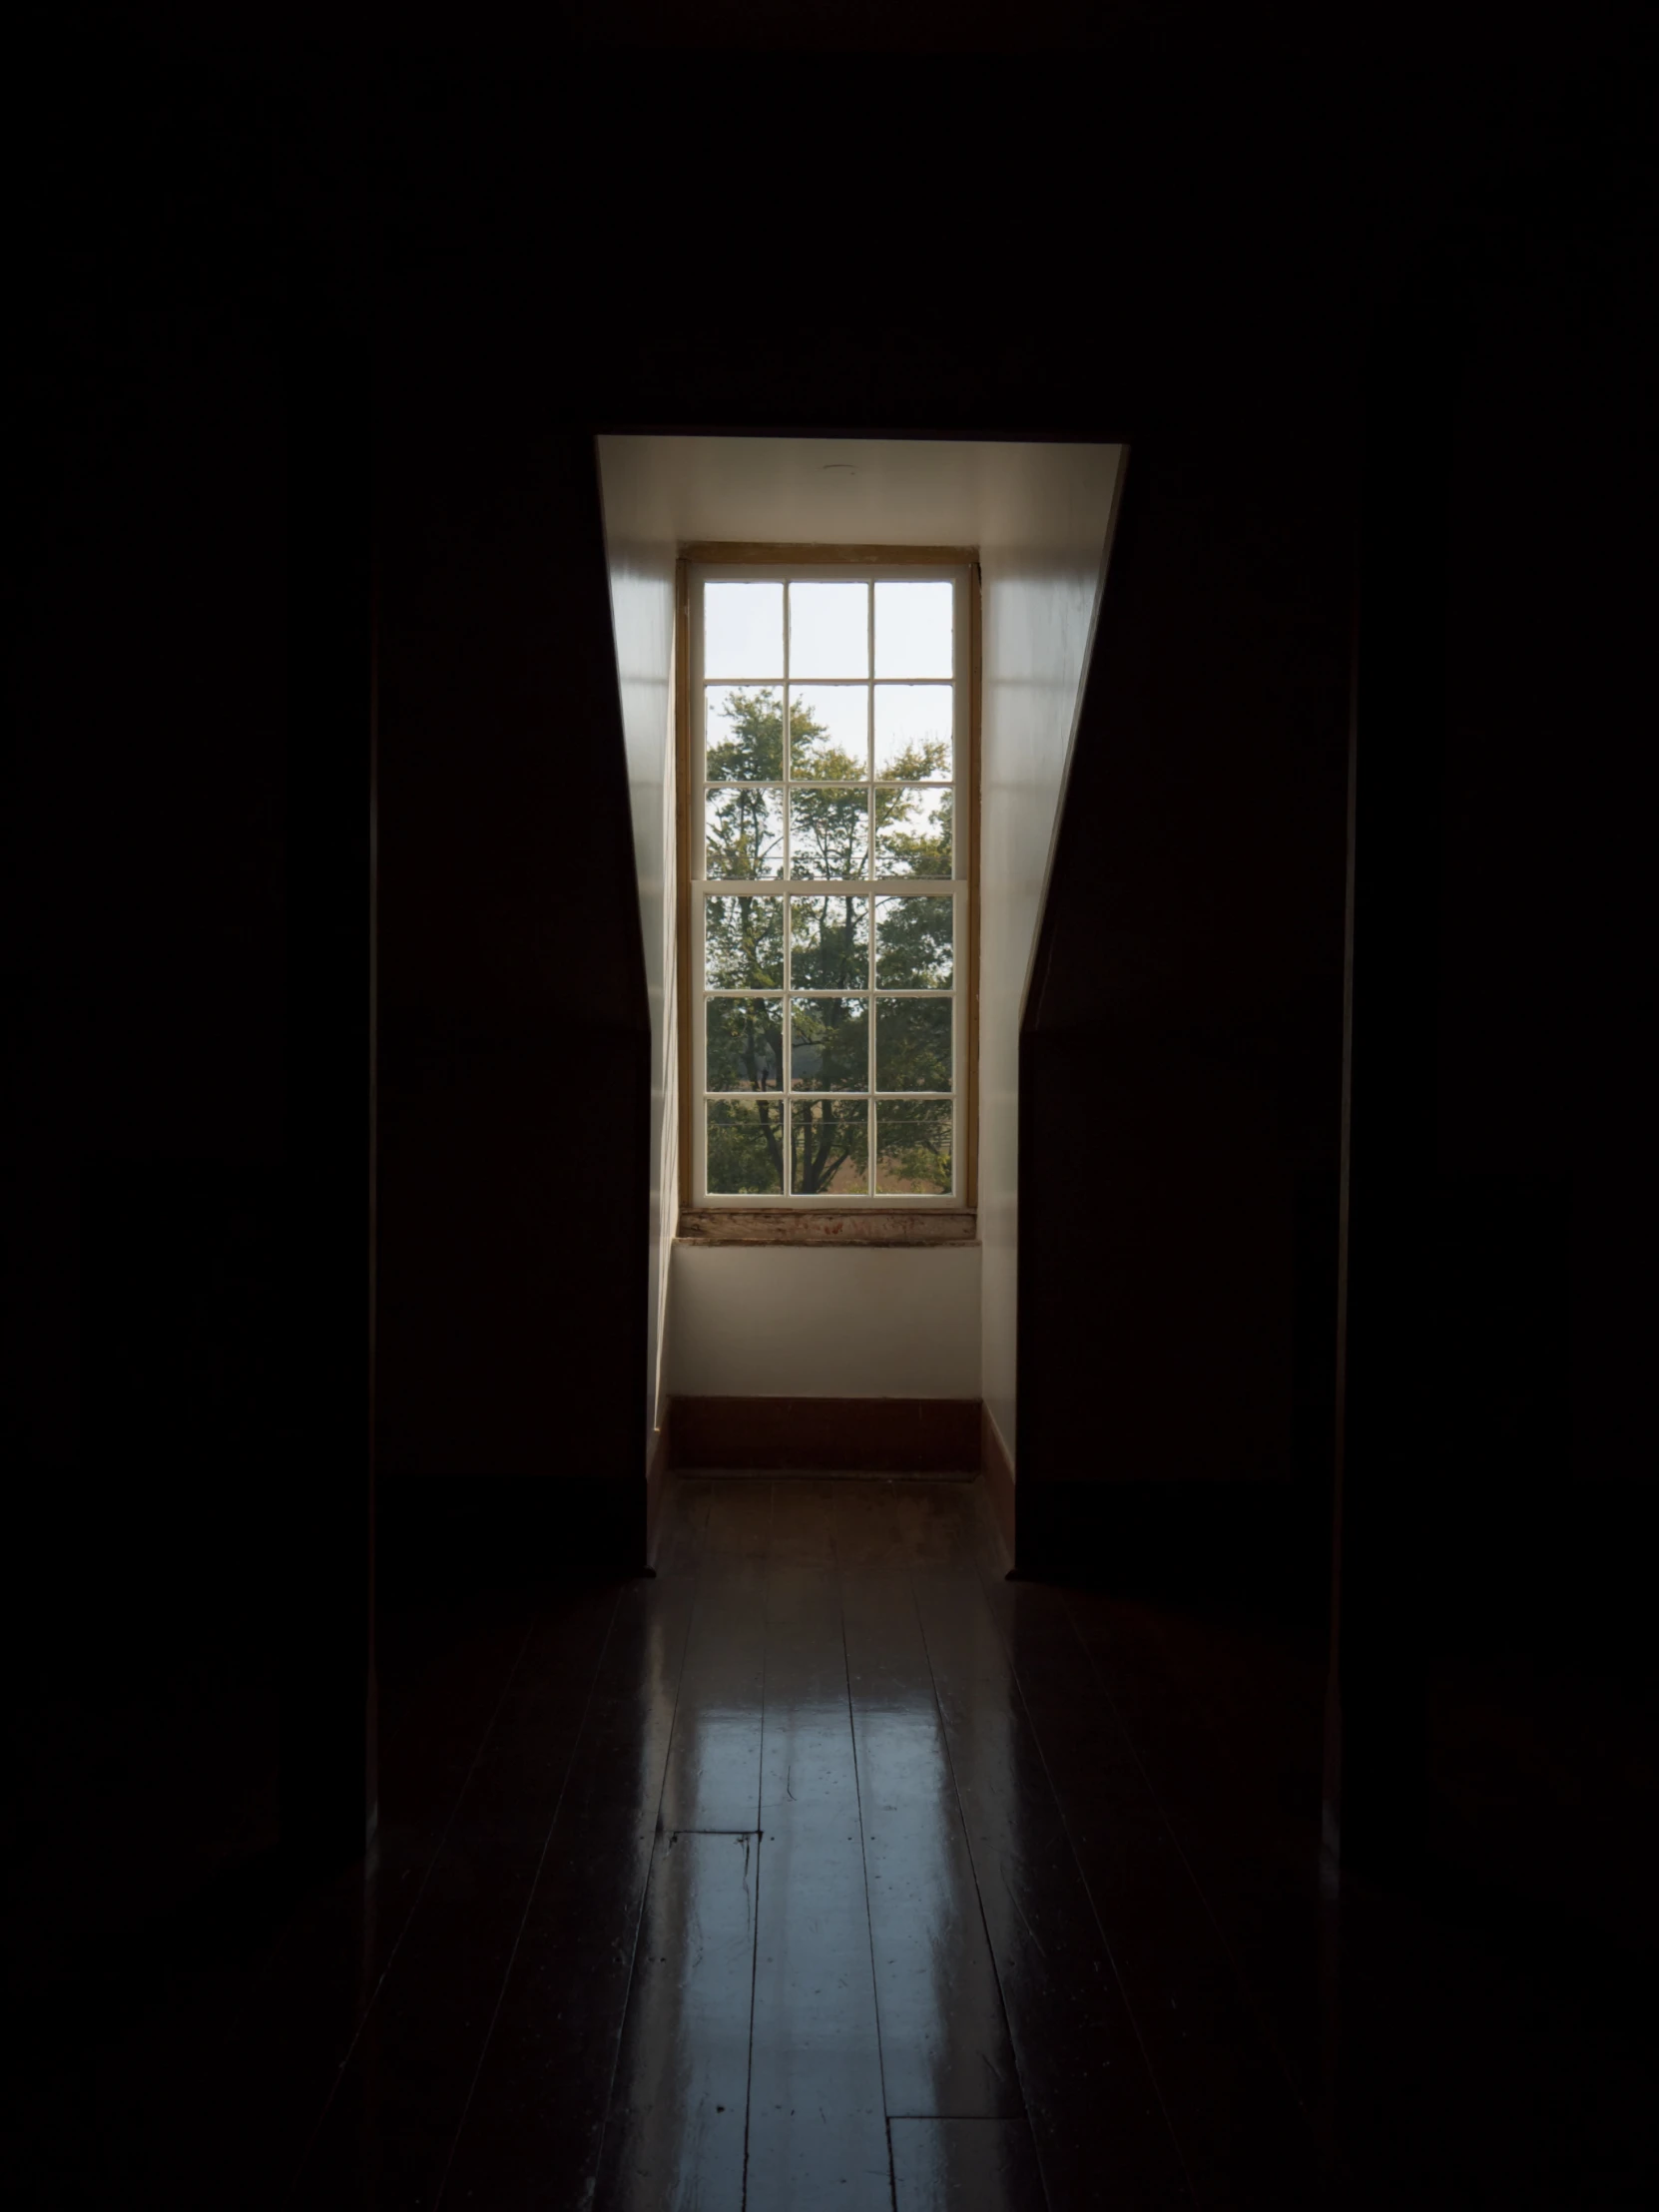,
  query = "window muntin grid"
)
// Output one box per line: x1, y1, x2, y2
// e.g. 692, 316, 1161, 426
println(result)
691, 566, 968, 1204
